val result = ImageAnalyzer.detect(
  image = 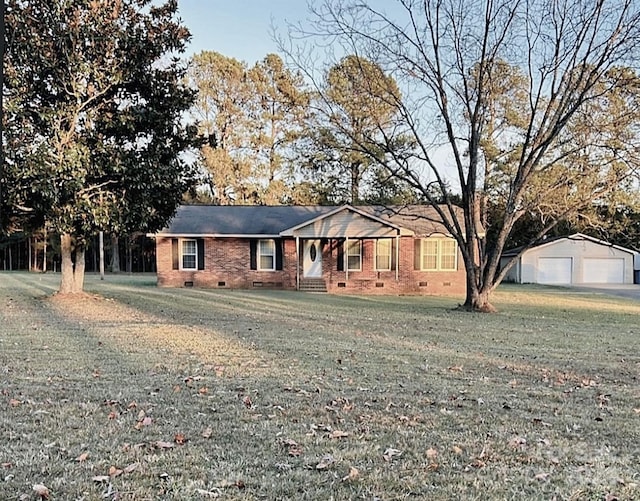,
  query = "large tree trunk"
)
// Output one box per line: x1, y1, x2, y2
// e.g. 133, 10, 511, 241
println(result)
110, 234, 120, 273
461, 267, 497, 313
463, 285, 496, 313
73, 243, 85, 292
59, 233, 85, 294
